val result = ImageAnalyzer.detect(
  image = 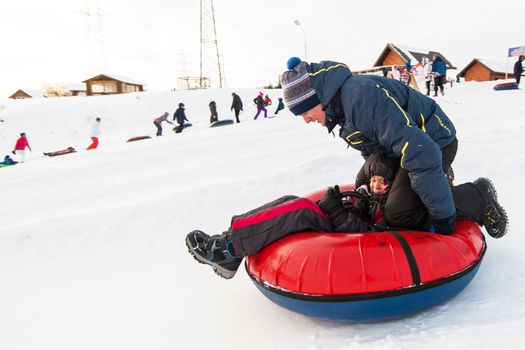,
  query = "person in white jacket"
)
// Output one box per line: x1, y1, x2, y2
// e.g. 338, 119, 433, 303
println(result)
87, 117, 101, 150
423, 56, 433, 96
